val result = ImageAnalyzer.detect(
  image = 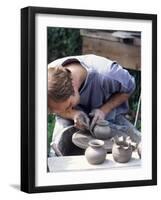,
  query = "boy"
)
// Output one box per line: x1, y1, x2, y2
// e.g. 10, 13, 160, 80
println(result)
48, 54, 141, 156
